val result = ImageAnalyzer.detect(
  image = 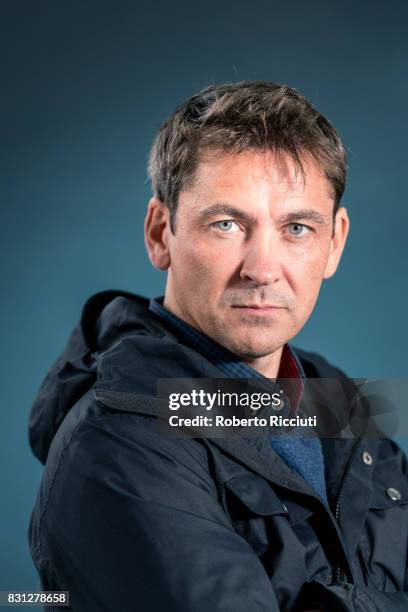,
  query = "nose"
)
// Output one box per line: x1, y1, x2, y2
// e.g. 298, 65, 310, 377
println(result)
240, 232, 281, 285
